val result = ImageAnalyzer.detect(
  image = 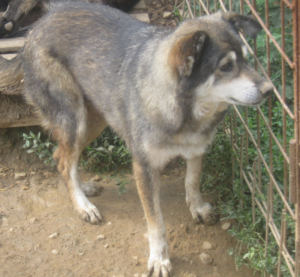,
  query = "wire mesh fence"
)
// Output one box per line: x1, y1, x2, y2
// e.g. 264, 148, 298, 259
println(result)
180, 0, 299, 276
